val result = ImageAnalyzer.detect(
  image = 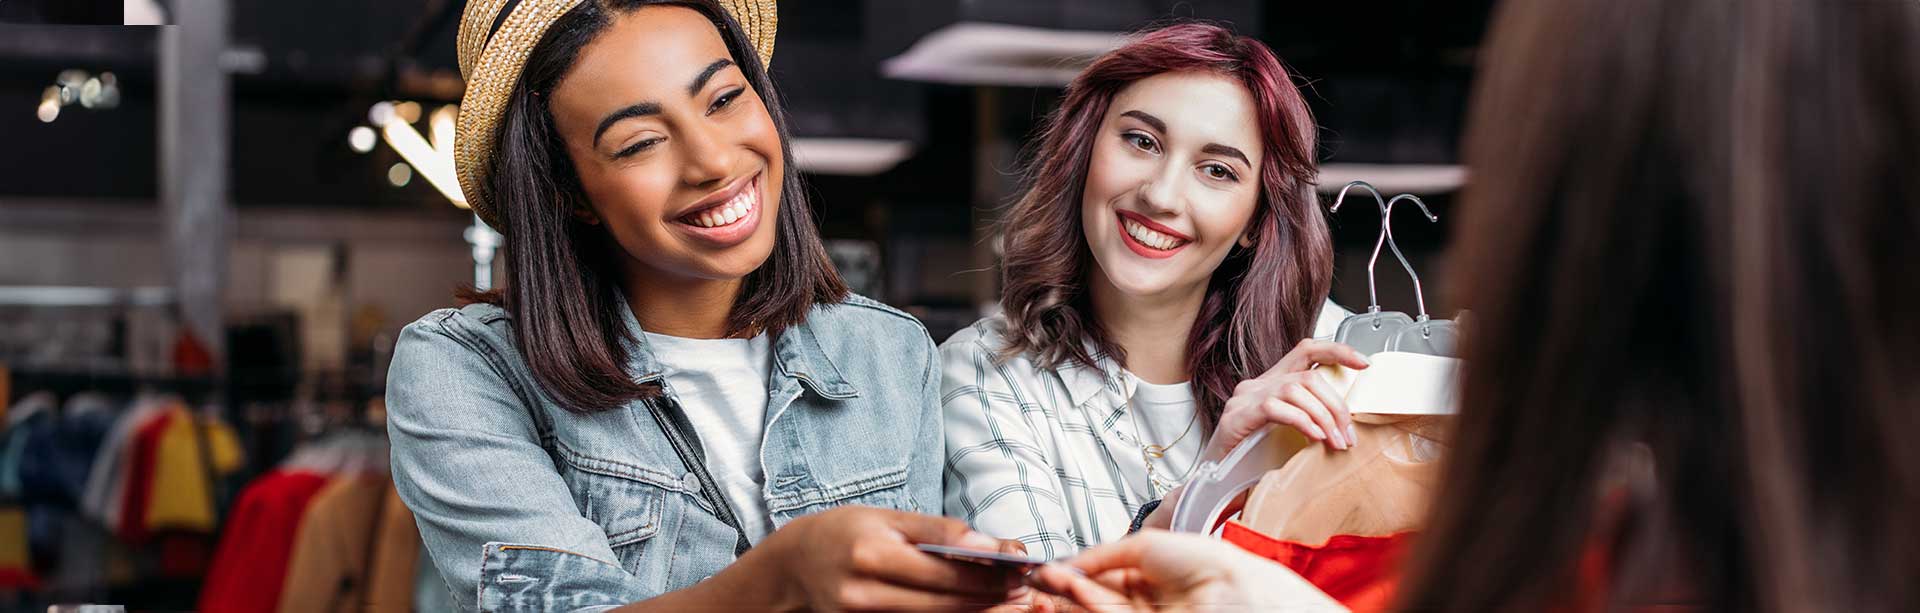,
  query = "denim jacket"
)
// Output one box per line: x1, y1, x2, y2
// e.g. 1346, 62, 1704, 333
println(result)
385, 294, 942, 612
